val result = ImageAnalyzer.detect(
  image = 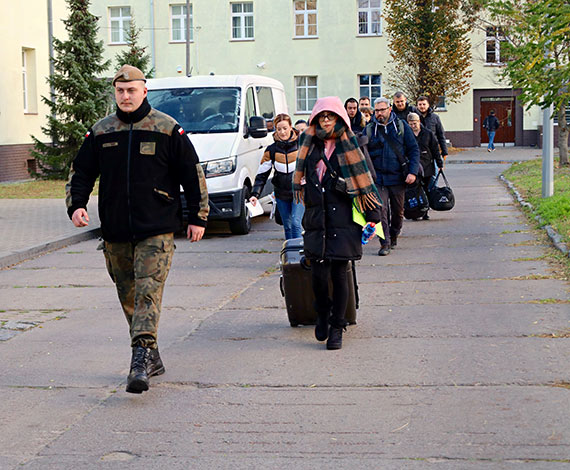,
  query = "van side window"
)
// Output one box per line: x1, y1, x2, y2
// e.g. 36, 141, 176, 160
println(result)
244, 87, 256, 130
256, 86, 276, 131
